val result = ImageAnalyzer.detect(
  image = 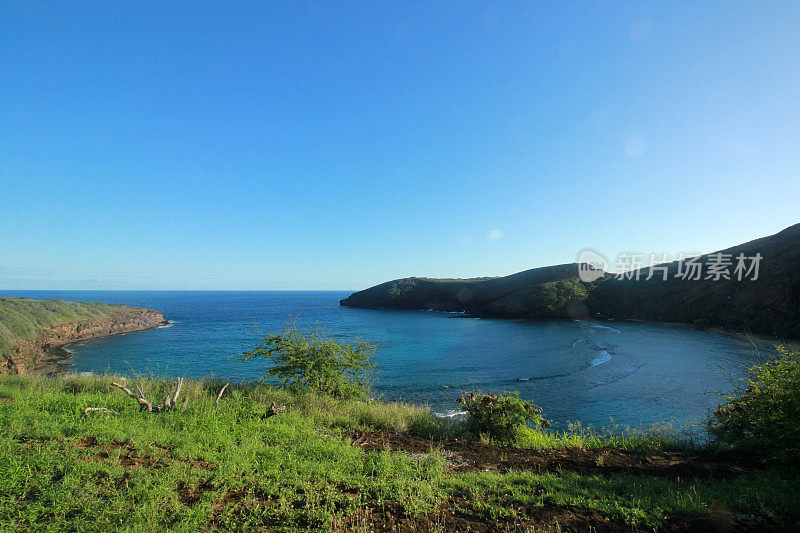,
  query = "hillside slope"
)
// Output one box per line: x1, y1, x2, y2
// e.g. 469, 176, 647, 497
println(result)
341, 223, 800, 338
0, 297, 167, 374
588, 224, 800, 337
3, 375, 798, 531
